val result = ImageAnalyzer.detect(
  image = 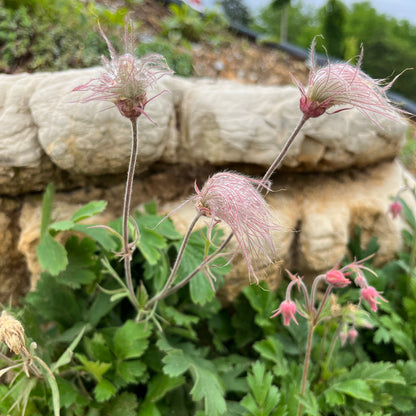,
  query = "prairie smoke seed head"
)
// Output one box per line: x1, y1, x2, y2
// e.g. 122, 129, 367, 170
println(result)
360, 286, 387, 312
0, 311, 26, 355
195, 172, 278, 283
72, 22, 173, 120
291, 37, 405, 125
271, 300, 298, 326
325, 269, 351, 288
